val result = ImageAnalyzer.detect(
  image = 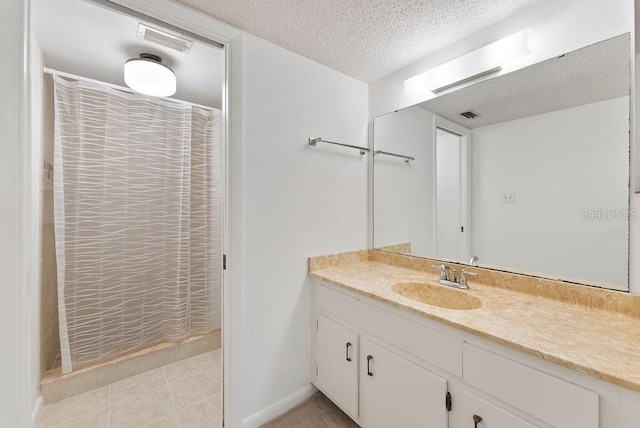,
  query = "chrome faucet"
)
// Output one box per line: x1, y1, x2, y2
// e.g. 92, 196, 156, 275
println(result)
469, 256, 479, 266
431, 264, 478, 290
458, 270, 478, 287
431, 264, 453, 281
